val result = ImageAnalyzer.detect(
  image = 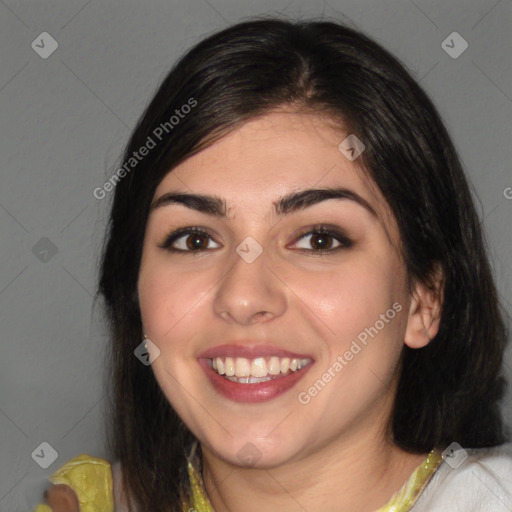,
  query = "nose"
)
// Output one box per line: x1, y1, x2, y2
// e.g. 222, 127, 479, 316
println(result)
213, 245, 287, 326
